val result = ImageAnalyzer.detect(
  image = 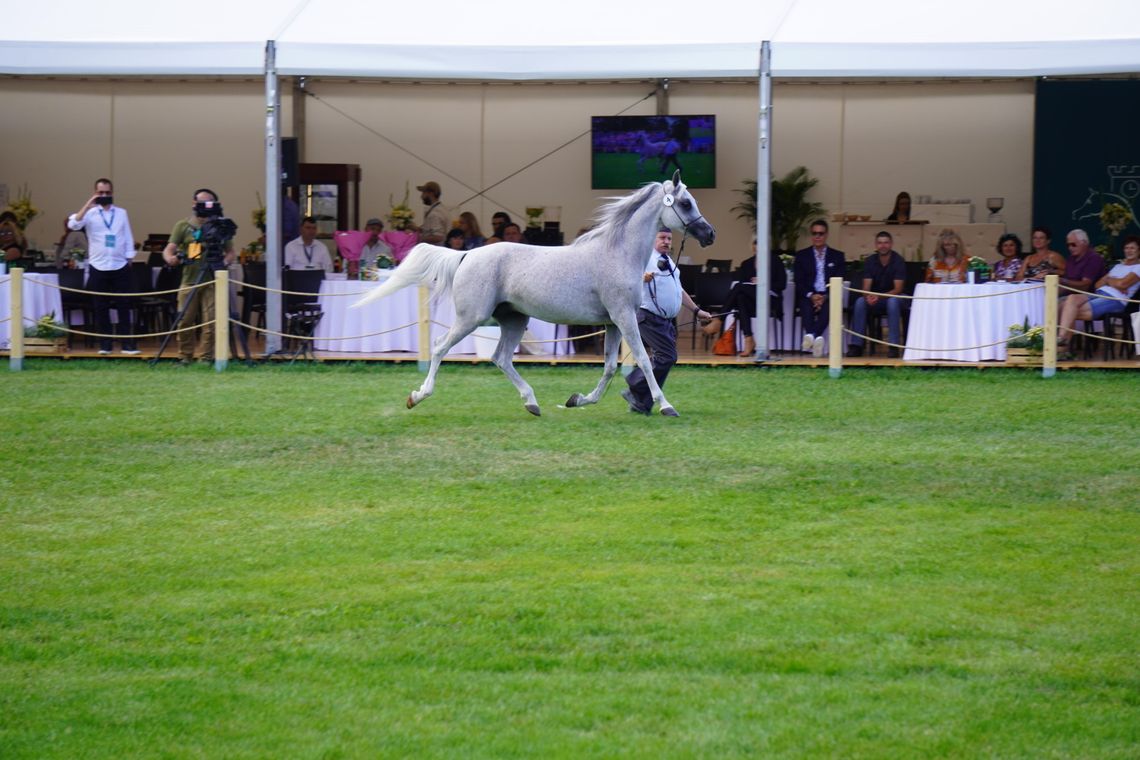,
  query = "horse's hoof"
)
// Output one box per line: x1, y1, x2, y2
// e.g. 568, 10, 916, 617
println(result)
566, 393, 585, 407
525, 403, 542, 417
406, 394, 417, 409
660, 406, 680, 417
